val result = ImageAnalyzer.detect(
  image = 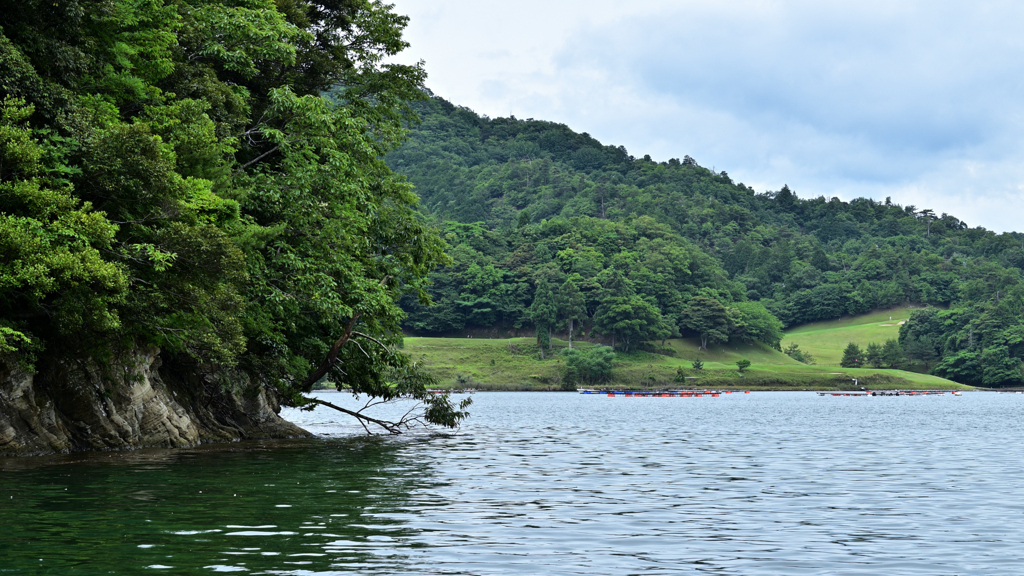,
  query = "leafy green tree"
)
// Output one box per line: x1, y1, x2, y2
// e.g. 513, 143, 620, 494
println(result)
731, 301, 784, 349
562, 346, 615, 386
840, 343, 864, 368
899, 308, 945, 370
736, 359, 751, 372
593, 294, 667, 352
692, 358, 704, 371
559, 275, 588, 349
0, 98, 128, 357
596, 267, 635, 299
775, 184, 796, 210
0, 0, 470, 433
977, 346, 1023, 387
679, 295, 732, 350
903, 338, 940, 370
932, 351, 983, 386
